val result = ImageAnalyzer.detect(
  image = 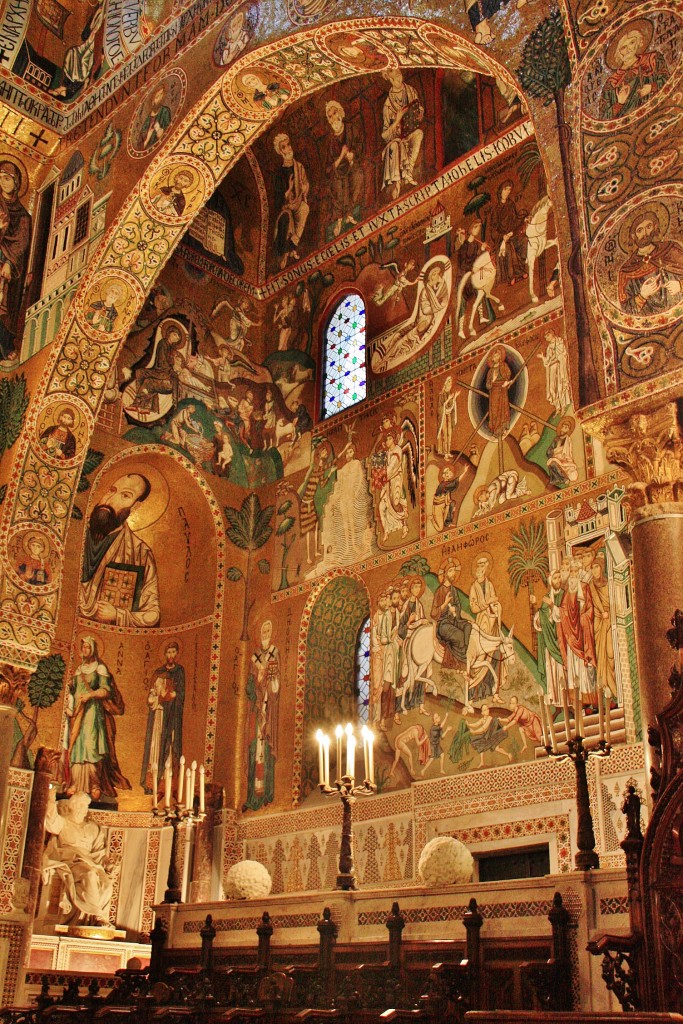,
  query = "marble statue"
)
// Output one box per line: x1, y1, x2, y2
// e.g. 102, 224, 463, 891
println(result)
42, 789, 115, 926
